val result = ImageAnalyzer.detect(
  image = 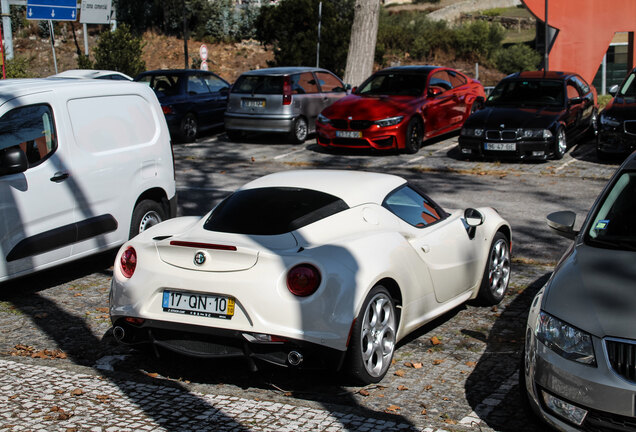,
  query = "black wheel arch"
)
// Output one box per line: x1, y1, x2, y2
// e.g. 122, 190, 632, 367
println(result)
133, 187, 171, 220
